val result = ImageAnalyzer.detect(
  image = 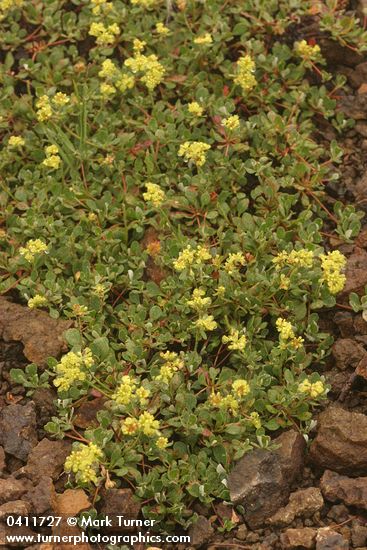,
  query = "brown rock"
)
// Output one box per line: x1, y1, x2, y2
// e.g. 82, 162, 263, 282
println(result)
332, 339, 365, 370
0, 499, 31, 518
55, 489, 91, 516
320, 469, 367, 510
25, 477, 57, 514
0, 477, 29, 504
309, 405, 367, 475
341, 249, 367, 297
333, 311, 354, 338
269, 487, 324, 527
356, 353, 367, 381
98, 488, 141, 532
0, 296, 71, 366
188, 516, 214, 547
338, 93, 367, 120
356, 122, 367, 138
0, 402, 37, 461
228, 430, 305, 528
23, 438, 71, 481
0, 446, 6, 475
280, 527, 317, 549
351, 520, 367, 547
316, 527, 348, 549
74, 397, 107, 429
